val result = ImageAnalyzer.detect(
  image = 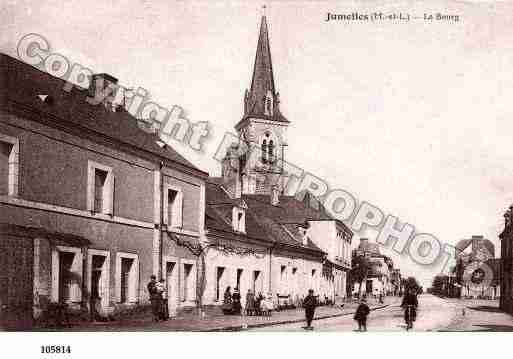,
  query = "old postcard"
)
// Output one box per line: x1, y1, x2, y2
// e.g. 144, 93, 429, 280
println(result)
1, 0, 512, 356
